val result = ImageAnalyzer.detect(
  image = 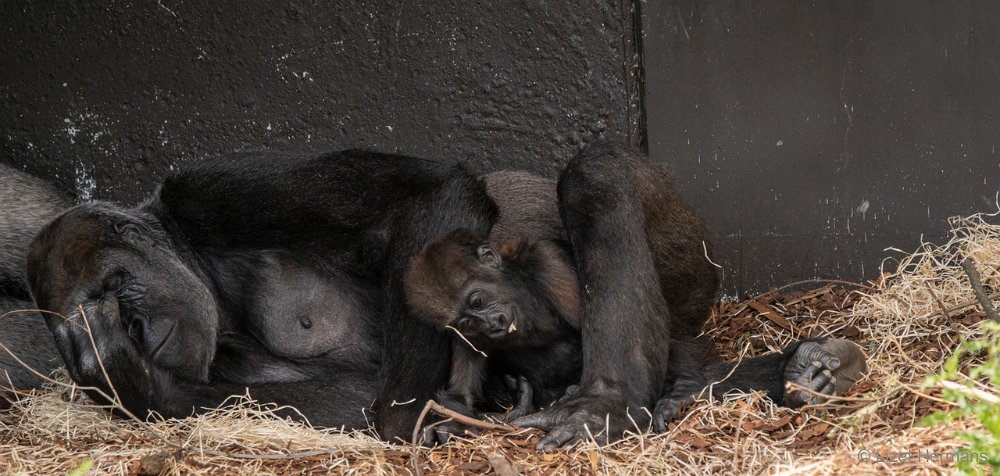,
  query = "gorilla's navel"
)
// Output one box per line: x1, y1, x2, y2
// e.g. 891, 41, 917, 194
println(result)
299, 316, 313, 329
